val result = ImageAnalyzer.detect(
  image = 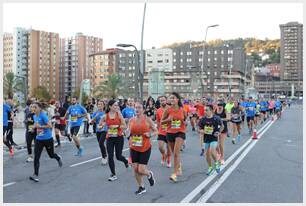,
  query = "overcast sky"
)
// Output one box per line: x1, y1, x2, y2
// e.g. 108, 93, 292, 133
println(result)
3, 2, 303, 49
